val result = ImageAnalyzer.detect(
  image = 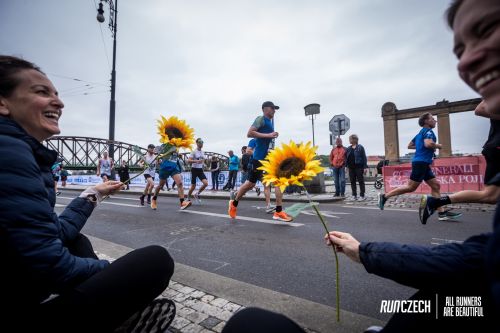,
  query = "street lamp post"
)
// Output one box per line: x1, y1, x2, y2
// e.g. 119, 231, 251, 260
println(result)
304, 103, 320, 146
96, 0, 118, 161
